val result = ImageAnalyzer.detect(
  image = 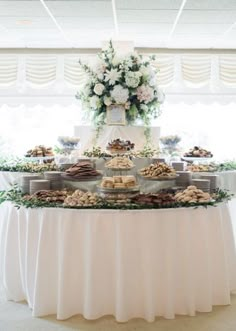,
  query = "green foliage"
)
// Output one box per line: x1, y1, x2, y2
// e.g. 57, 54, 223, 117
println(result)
216, 160, 236, 172
0, 157, 58, 173
0, 187, 232, 211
